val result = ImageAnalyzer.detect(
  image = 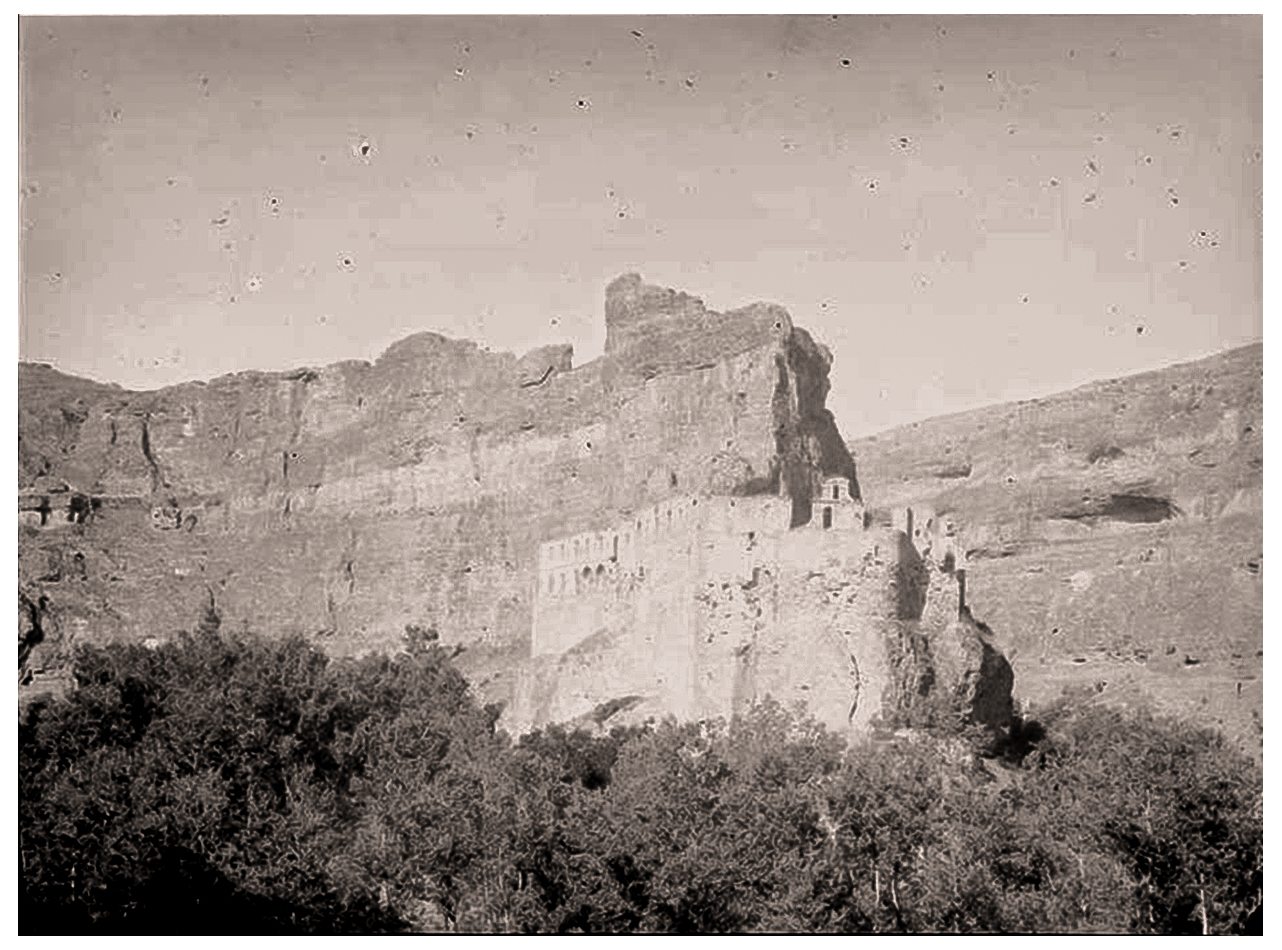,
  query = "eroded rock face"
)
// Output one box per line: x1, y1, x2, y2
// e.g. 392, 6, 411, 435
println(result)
851, 343, 1263, 751
932, 608, 1016, 731
16, 276, 862, 710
